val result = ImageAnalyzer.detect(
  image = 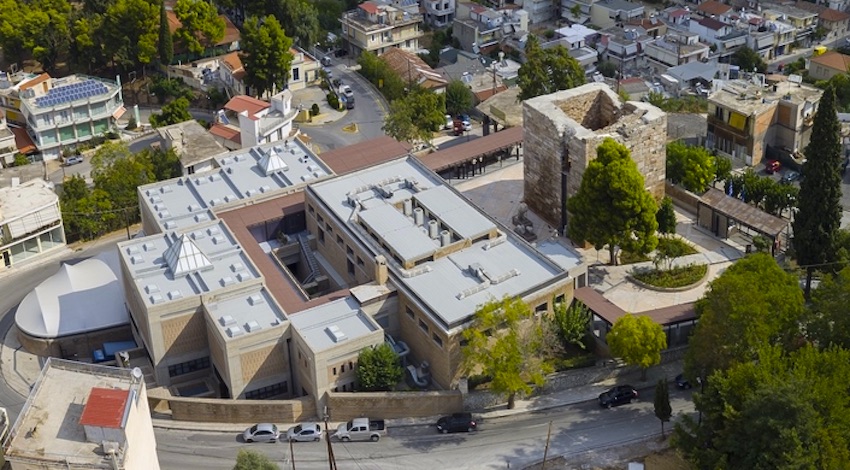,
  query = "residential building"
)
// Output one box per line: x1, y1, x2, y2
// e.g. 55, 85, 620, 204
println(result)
747, 24, 777, 61
808, 50, 850, 80
217, 48, 319, 97
210, 92, 296, 150
693, 0, 732, 21
665, 61, 720, 93
166, 6, 241, 63
560, 0, 594, 25
690, 17, 748, 58
340, 0, 424, 57
762, 5, 818, 47
423, 0, 456, 27
4, 358, 160, 470
381, 48, 449, 92
453, 3, 529, 54
435, 51, 508, 102
644, 28, 710, 67
590, 0, 644, 30
818, 8, 850, 39
287, 48, 322, 91
0, 73, 123, 160
661, 7, 690, 27
522, 83, 667, 234
523, 0, 555, 24
0, 110, 15, 164
219, 52, 247, 97
706, 78, 822, 166
548, 24, 600, 74
0, 179, 66, 269
795, 1, 850, 30
155, 120, 228, 175
626, 16, 668, 38
597, 27, 653, 70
